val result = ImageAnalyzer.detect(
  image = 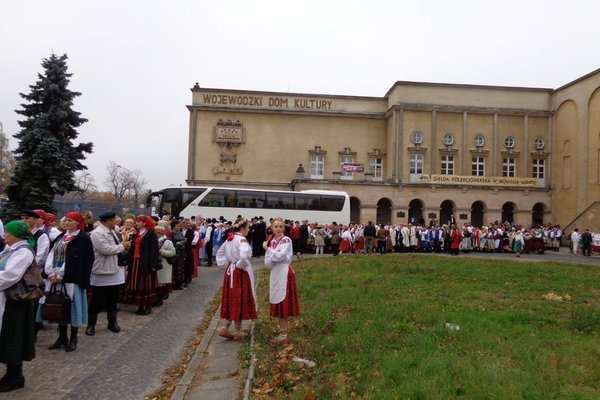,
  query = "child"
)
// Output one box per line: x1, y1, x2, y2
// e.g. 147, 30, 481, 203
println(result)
263, 217, 300, 344
216, 218, 256, 340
